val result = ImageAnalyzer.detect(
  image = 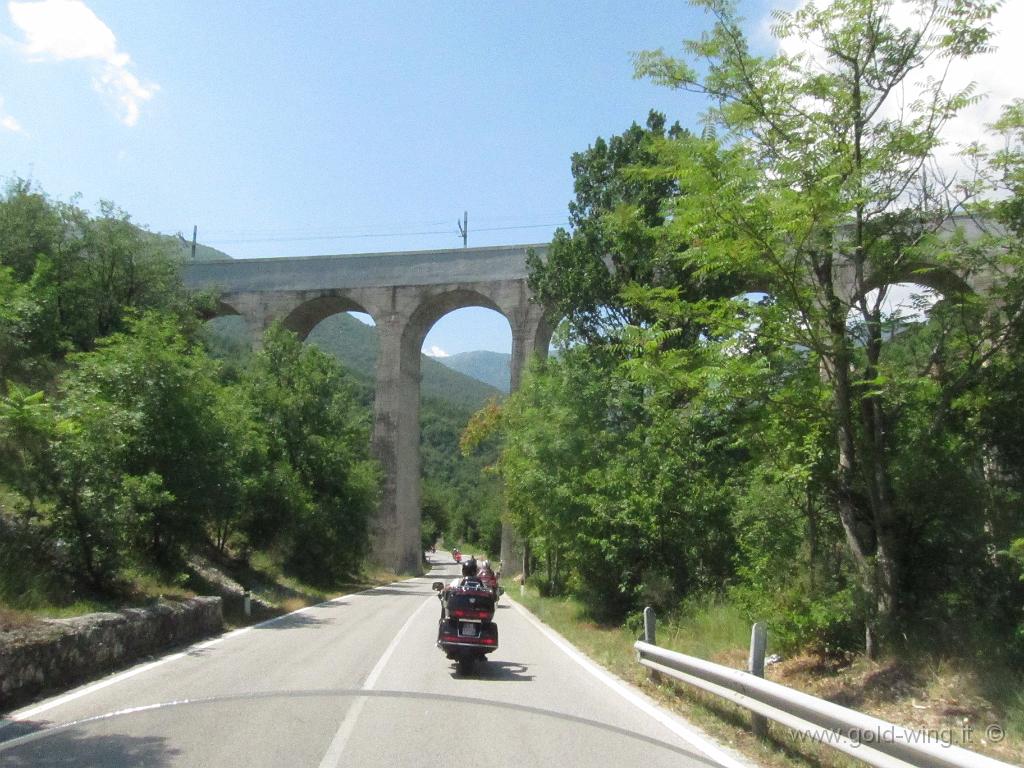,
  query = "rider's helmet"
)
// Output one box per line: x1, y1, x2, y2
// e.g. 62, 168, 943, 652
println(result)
461, 557, 478, 577
480, 560, 490, 571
